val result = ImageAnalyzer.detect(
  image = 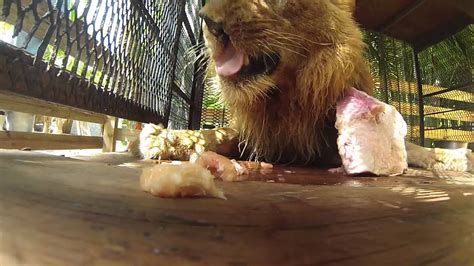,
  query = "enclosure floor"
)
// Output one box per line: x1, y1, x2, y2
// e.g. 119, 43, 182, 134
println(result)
1, 150, 473, 265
